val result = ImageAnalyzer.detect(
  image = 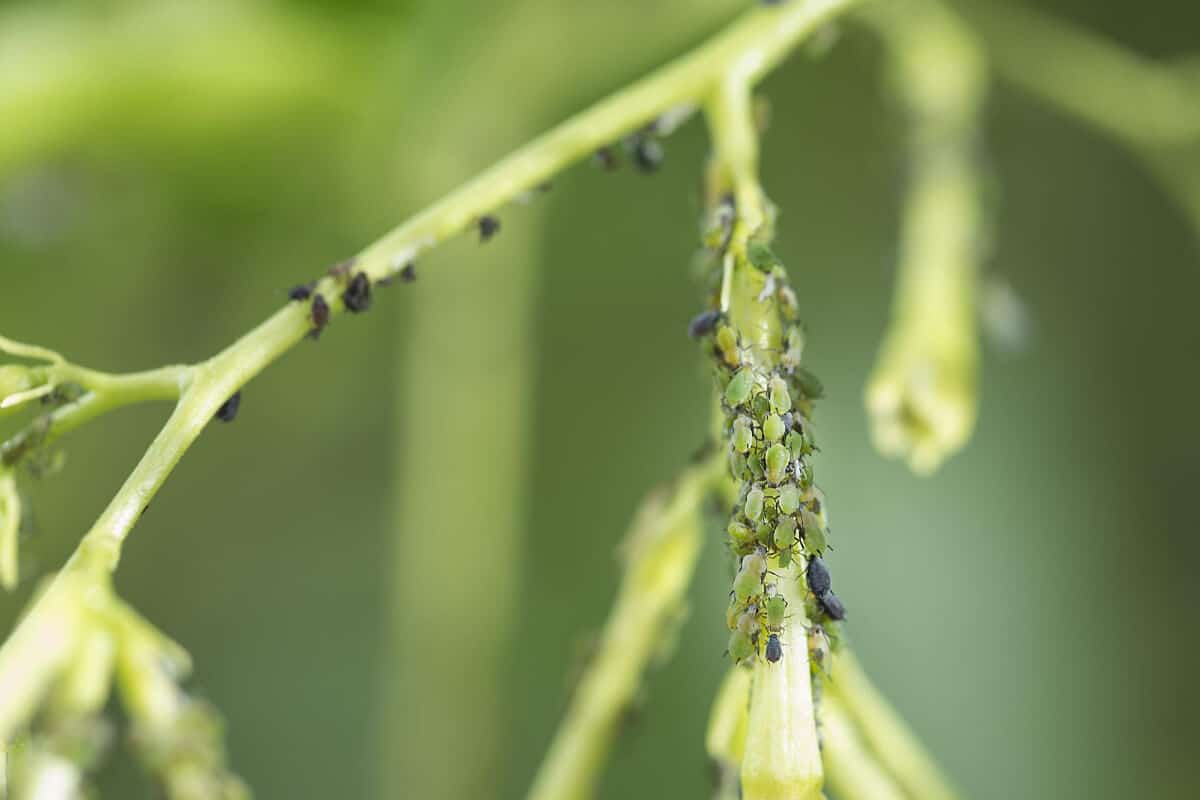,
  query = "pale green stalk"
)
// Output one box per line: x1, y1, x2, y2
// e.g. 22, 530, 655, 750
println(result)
820, 694, 908, 800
